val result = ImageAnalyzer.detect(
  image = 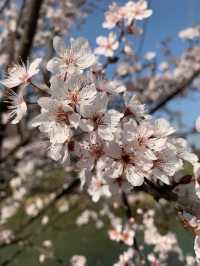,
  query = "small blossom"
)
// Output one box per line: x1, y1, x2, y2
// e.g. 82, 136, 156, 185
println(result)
1, 58, 41, 88
47, 36, 96, 76
124, 93, 148, 121
179, 27, 199, 40
70, 255, 87, 266
6, 89, 27, 124
88, 176, 111, 202
31, 97, 79, 144
79, 94, 123, 140
95, 32, 119, 57
114, 248, 135, 266
103, 2, 123, 29
144, 51, 156, 61
49, 75, 97, 107
124, 0, 153, 25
